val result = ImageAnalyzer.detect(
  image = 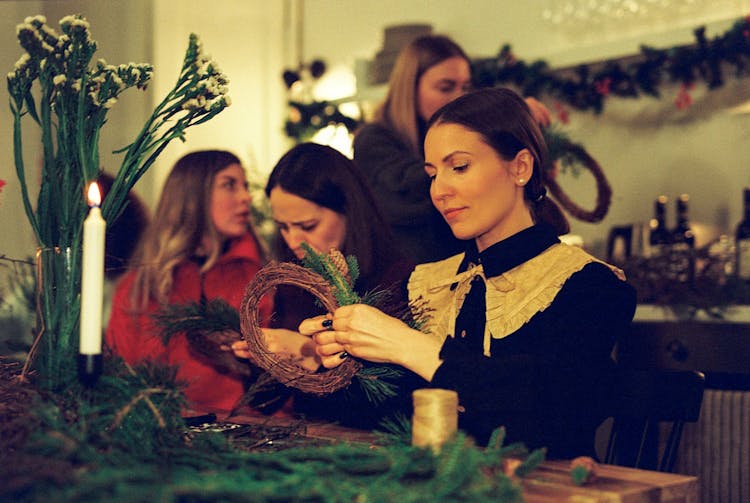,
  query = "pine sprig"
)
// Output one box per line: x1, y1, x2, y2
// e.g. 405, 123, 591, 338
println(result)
543, 125, 582, 175
513, 447, 546, 478
300, 243, 361, 306
375, 412, 412, 445
152, 298, 239, 344
353, 365, 403, 404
